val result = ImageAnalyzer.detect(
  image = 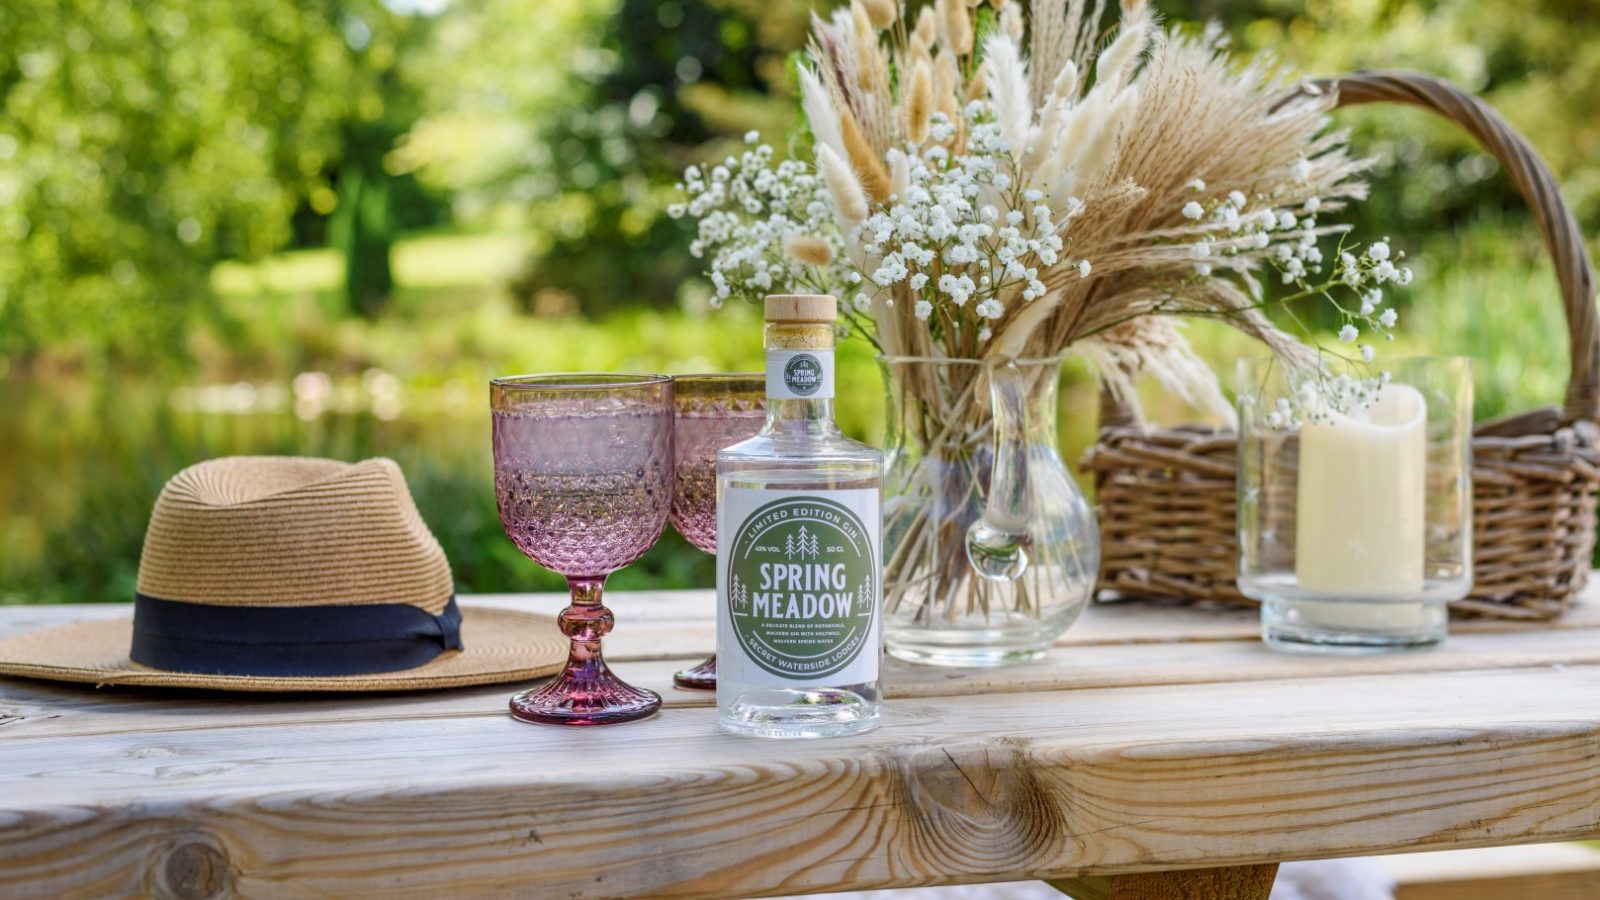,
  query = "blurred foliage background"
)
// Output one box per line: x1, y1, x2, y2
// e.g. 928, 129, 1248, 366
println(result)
1, 0, 1597, 602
